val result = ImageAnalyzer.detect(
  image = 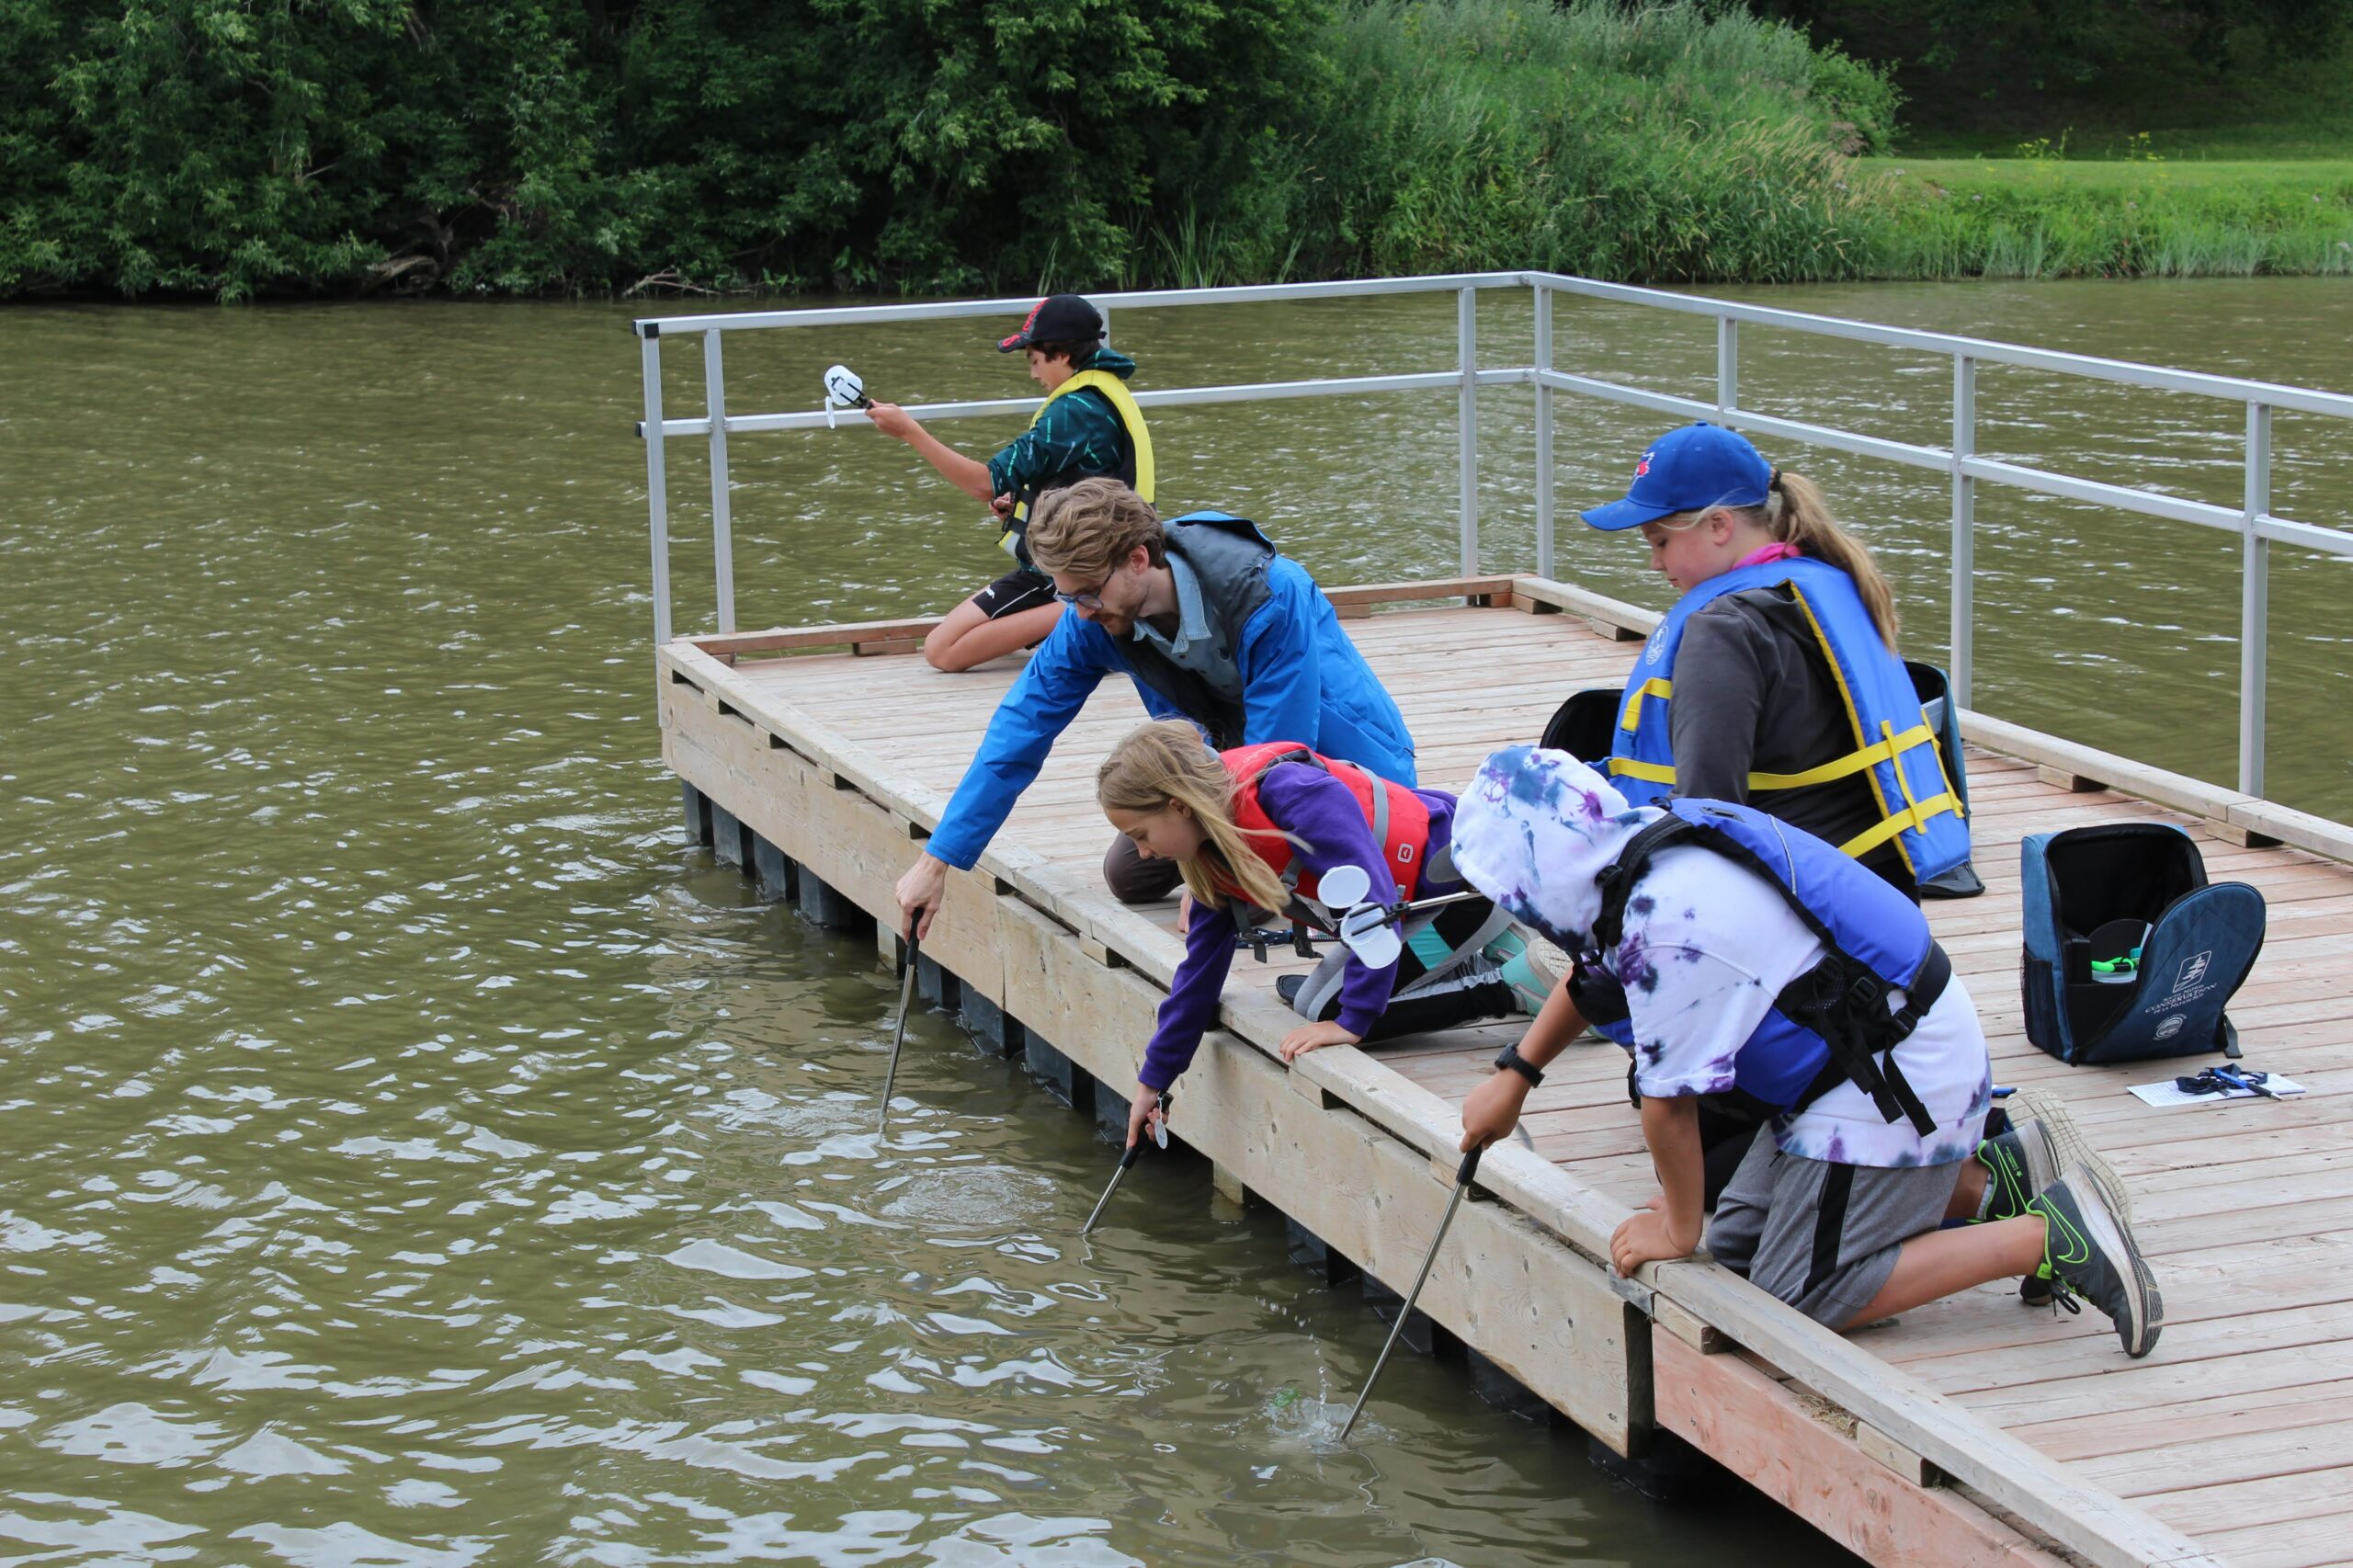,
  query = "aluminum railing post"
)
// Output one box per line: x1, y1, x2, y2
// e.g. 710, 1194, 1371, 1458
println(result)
1716, 316, 1738, 415
1458, 287, 1479, 574
705, 331, 736, 636
1949, 355, 1977, 708
641, 330, 673, 648
2241, 403, 2272, 798
1534, 282, 1555, 580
